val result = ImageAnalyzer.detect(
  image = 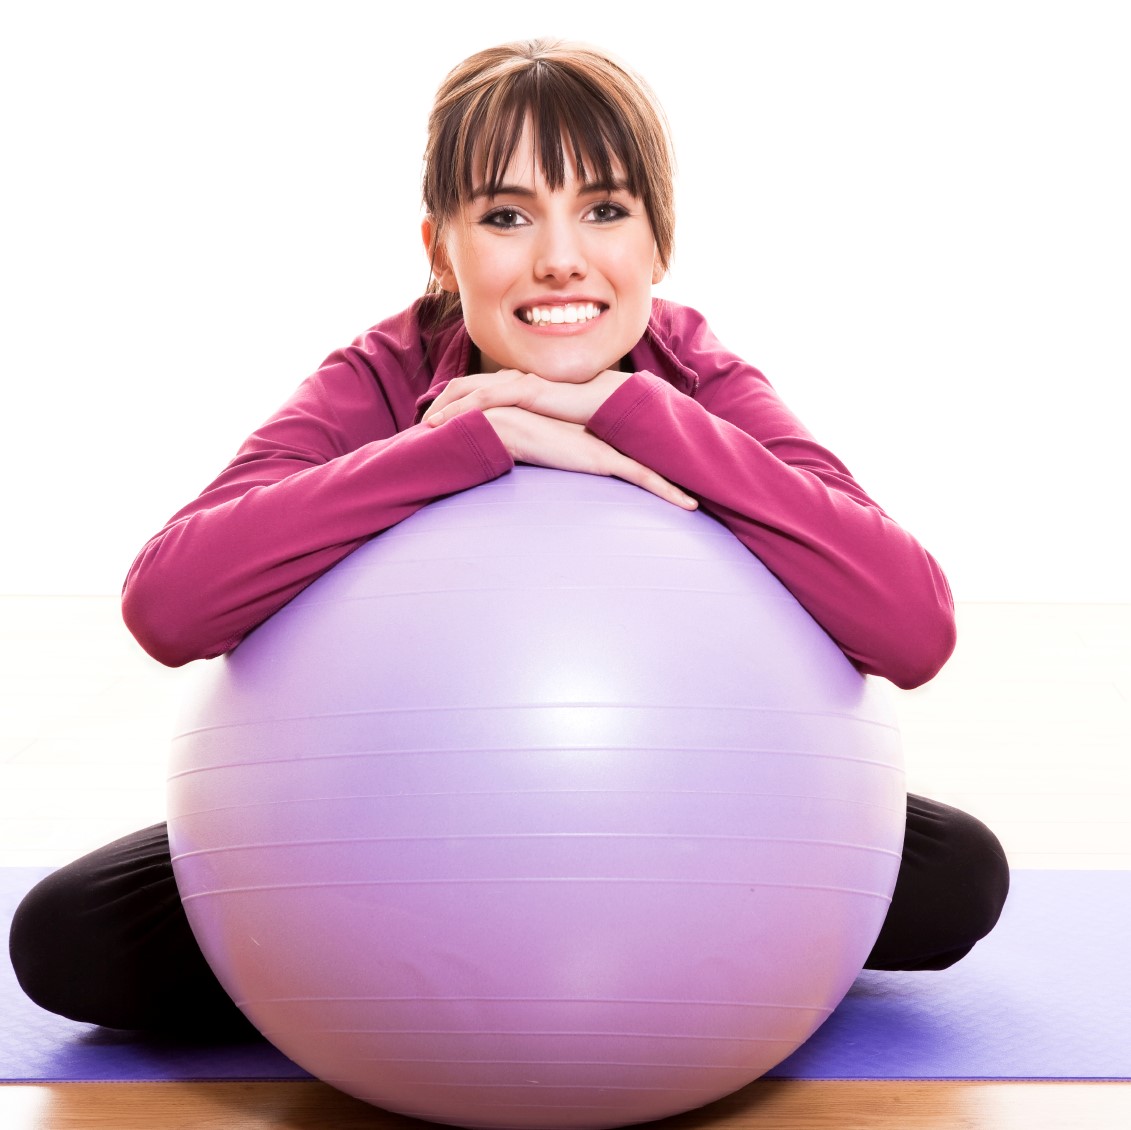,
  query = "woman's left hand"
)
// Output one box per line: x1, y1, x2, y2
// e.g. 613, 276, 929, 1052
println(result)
422, 368, 630, 428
